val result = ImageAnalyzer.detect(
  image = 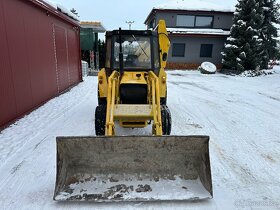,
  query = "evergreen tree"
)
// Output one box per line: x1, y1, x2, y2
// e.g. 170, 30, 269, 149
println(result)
259, 0, 280, 69
275, 44, 280, 59
222, 0, 264, 73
